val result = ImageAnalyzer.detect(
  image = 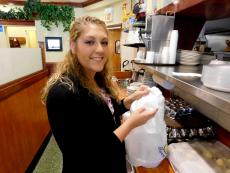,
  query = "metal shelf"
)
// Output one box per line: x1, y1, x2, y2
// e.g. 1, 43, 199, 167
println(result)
135, 63, 230, 132
123, 43, 145, 48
